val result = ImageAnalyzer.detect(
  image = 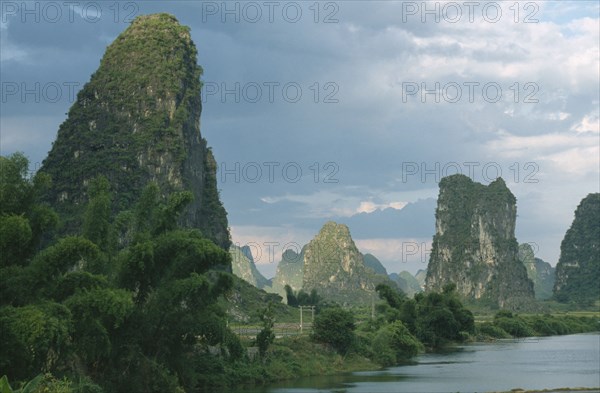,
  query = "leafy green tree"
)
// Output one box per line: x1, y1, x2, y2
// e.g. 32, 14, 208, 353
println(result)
308, 289, 321, 306
256, 303, 275, 358
372, 320, 422, 366
312, 307, 355, 354
0, 153, 236, 392
284, 285, 298, 306
0, 153, 35, 216
376, 282, 474, 348
0, 153, 58, 267
65, 288, 133, 371
376, 283, 405, 310
0, 303, 72, 381
493, 311, 535, 337
284, 286, 321, 307
83, 176, 113, 254
0, 215, 32, 268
